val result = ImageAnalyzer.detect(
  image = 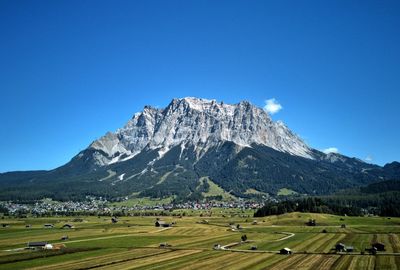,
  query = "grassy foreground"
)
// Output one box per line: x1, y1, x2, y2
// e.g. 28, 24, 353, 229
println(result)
0, 211, 399, 269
